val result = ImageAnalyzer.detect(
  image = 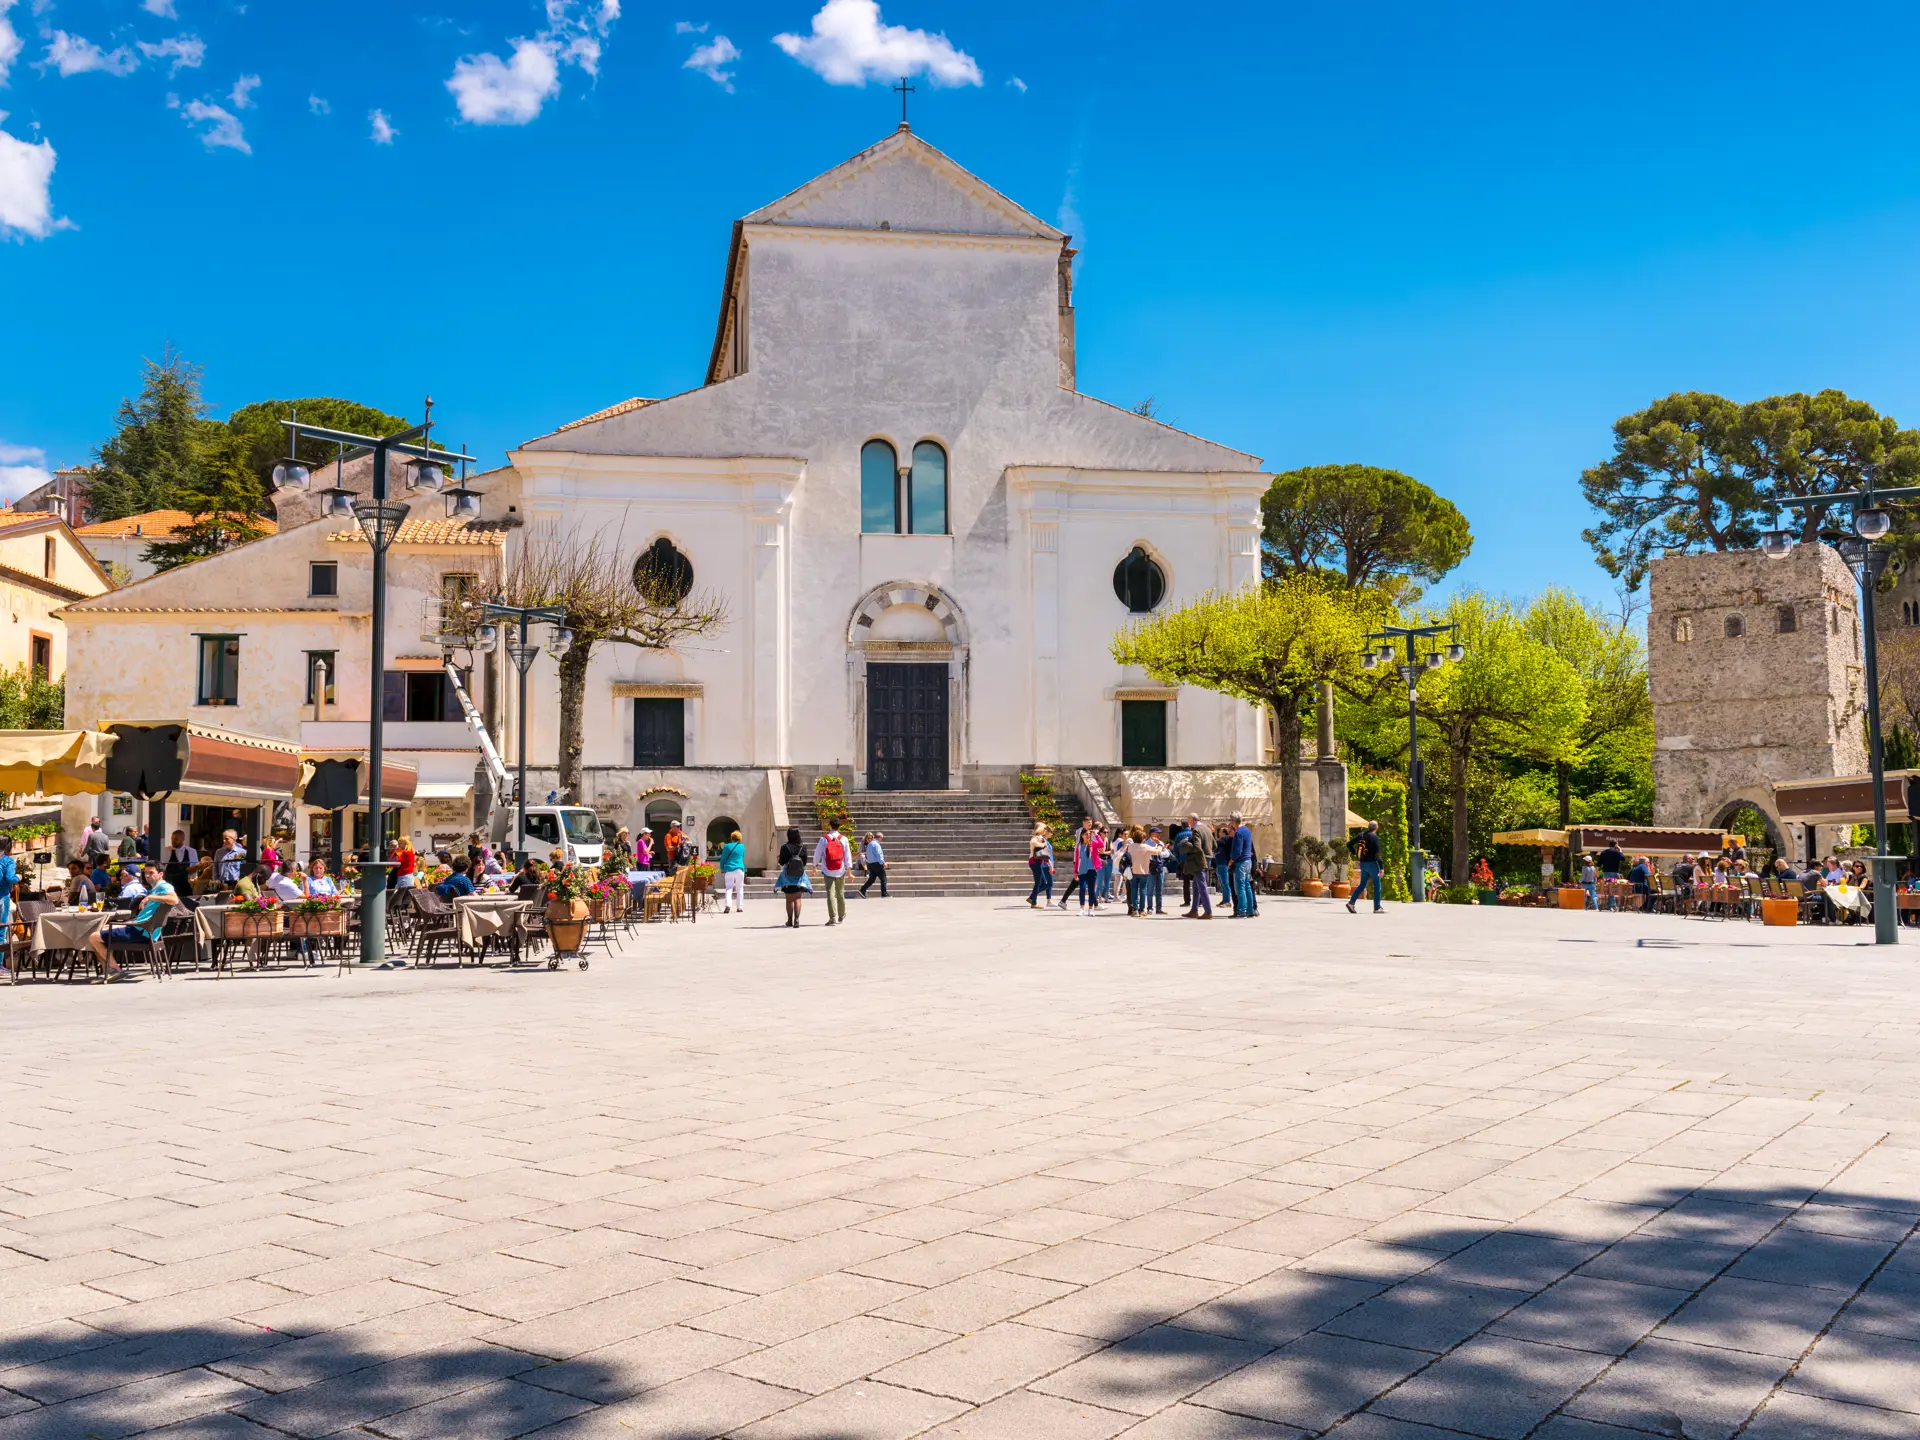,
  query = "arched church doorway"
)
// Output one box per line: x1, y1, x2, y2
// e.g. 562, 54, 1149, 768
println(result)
847, 583, 969, 791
